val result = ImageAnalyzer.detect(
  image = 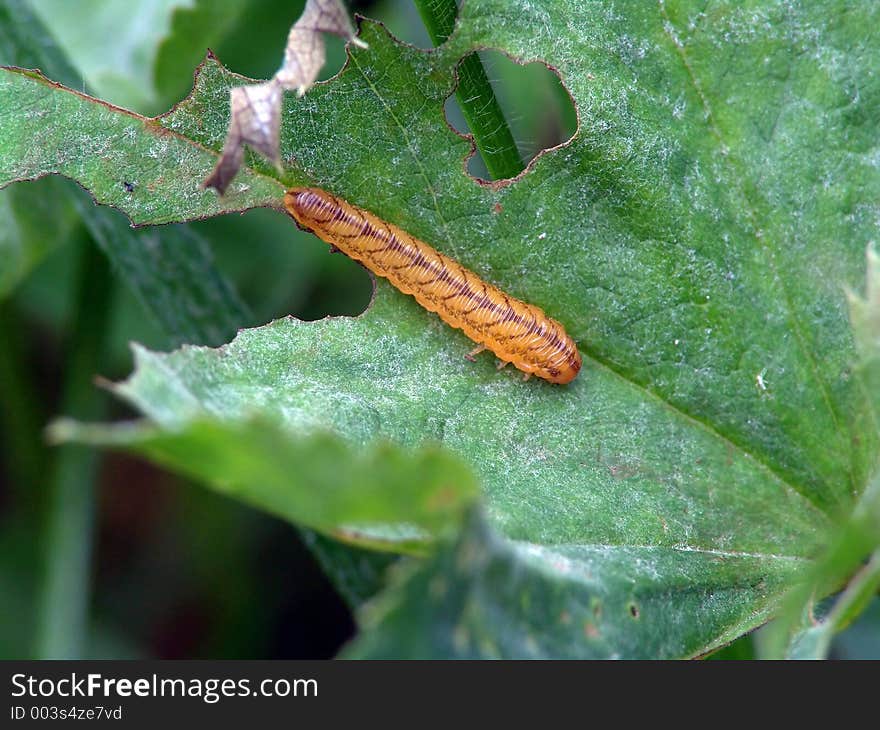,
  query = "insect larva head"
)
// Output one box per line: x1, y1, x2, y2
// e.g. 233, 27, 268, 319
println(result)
542, 347, 582, 385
